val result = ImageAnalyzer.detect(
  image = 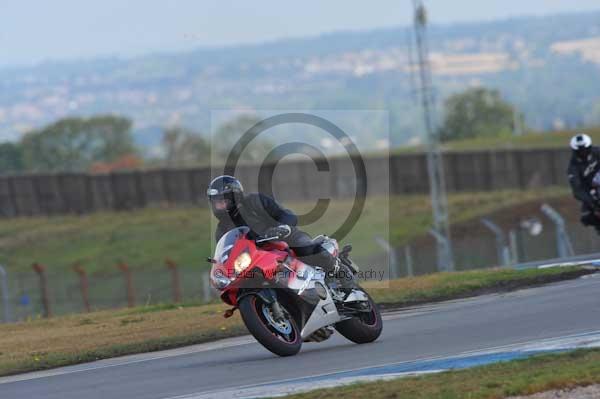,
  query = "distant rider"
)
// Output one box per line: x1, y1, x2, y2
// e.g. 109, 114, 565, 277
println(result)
206, 175, 337, 274
567, 133, 600, 234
